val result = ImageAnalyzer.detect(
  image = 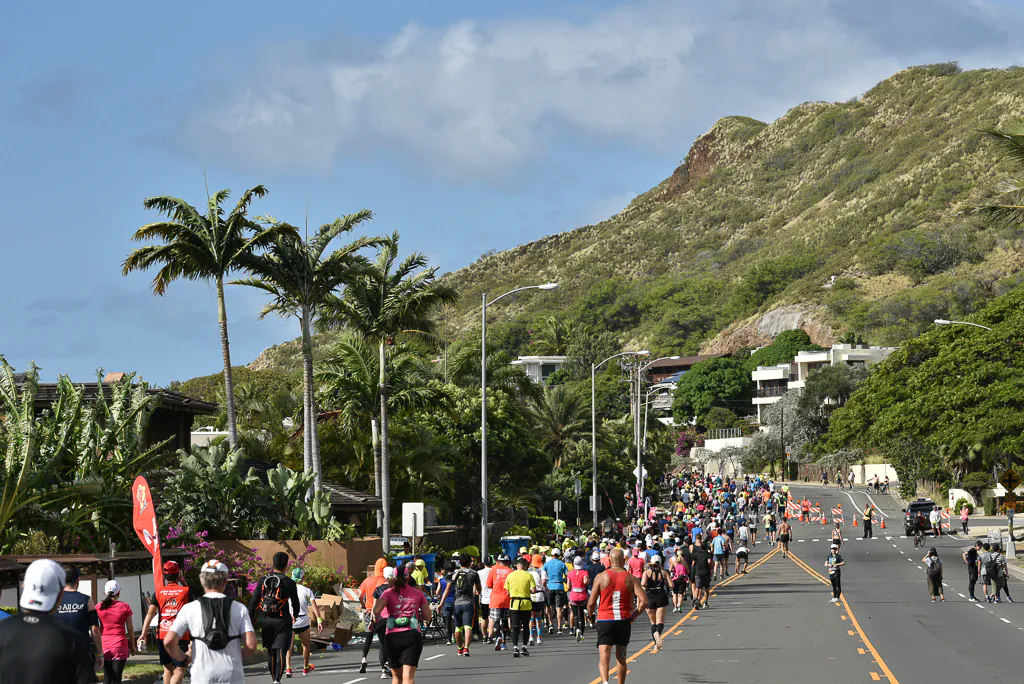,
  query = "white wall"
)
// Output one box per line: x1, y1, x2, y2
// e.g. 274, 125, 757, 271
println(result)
1, 573, 154, 630
851, 464, 898, 485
